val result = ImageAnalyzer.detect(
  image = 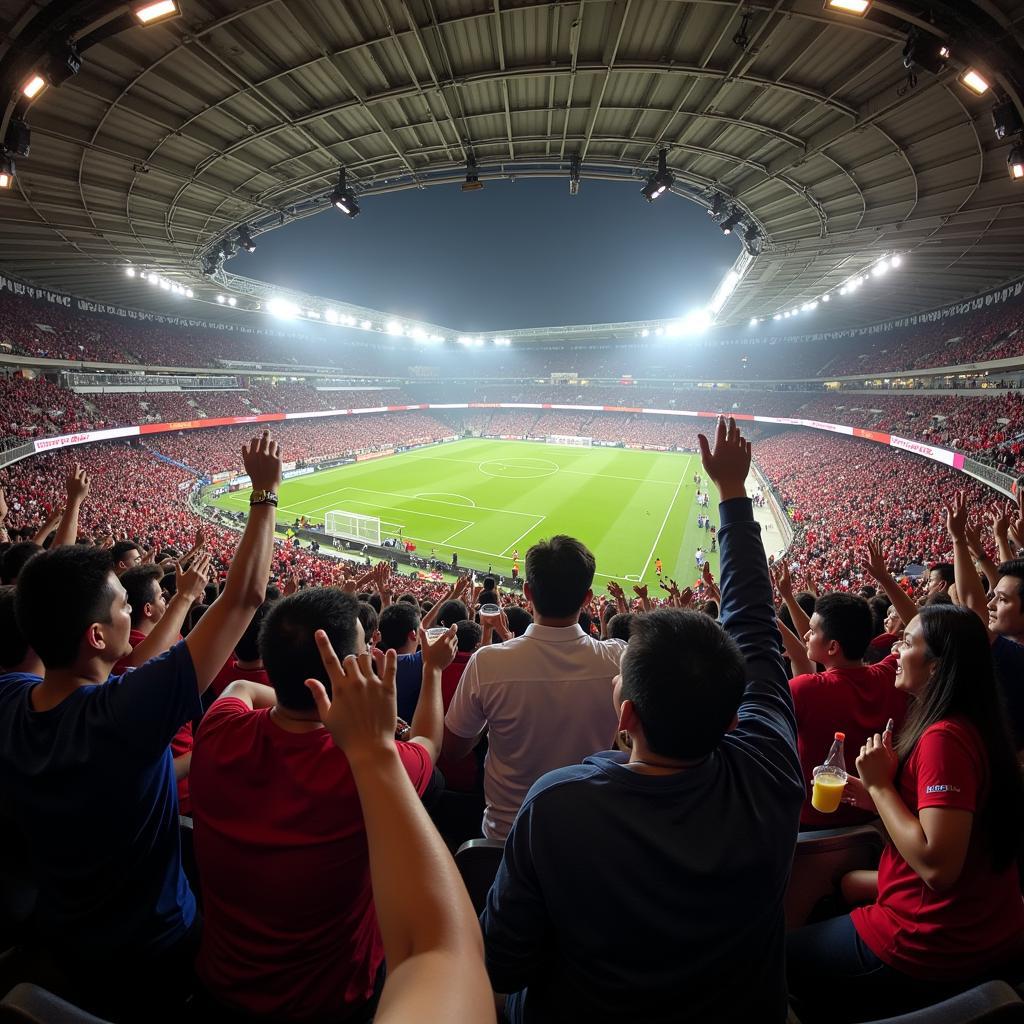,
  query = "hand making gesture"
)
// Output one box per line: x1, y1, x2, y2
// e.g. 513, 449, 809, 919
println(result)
697, 416, 751, 502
